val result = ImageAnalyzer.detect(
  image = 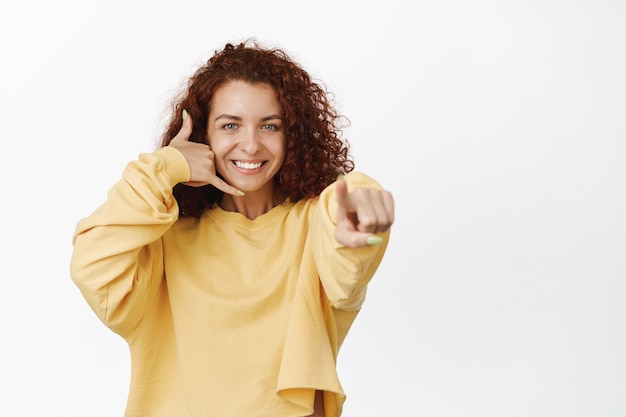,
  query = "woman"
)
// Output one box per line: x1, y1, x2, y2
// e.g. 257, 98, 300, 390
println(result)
71, 40, 394, 417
